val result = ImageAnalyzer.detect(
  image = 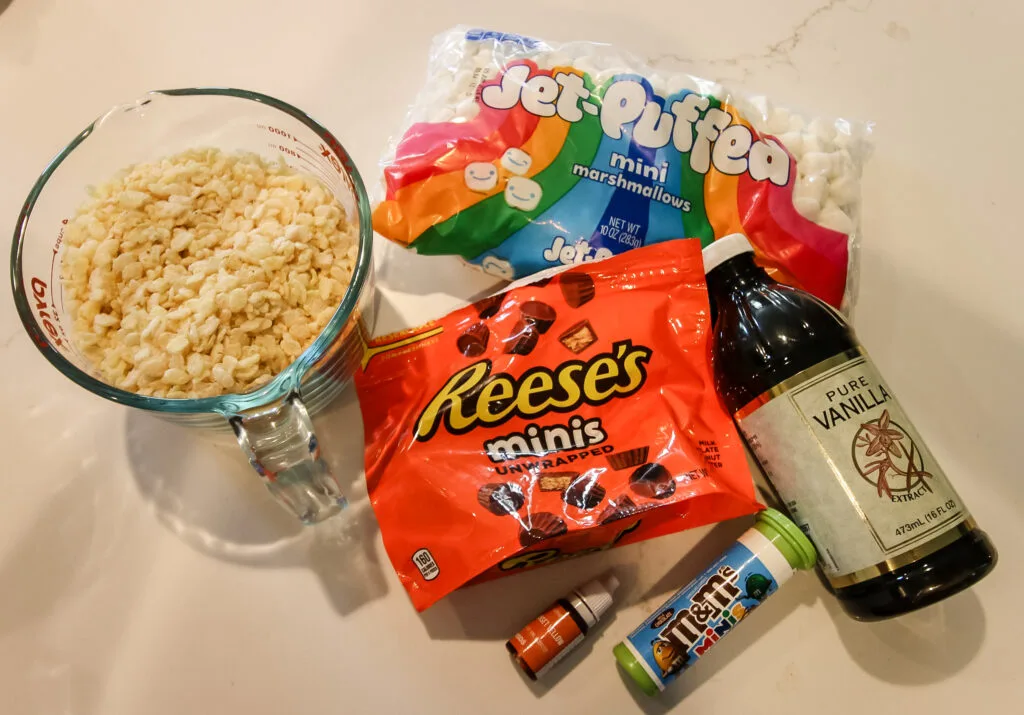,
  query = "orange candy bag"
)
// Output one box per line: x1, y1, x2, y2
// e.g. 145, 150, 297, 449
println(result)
356, 239, 760, 611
